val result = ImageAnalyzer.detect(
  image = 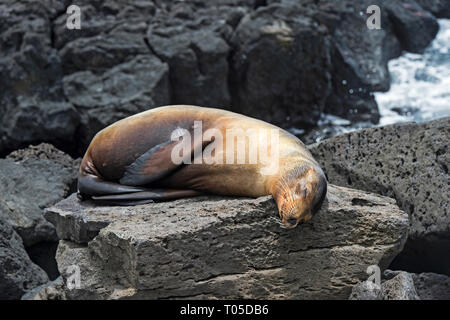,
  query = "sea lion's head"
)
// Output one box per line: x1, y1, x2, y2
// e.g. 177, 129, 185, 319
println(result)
275, 165, 327, 228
